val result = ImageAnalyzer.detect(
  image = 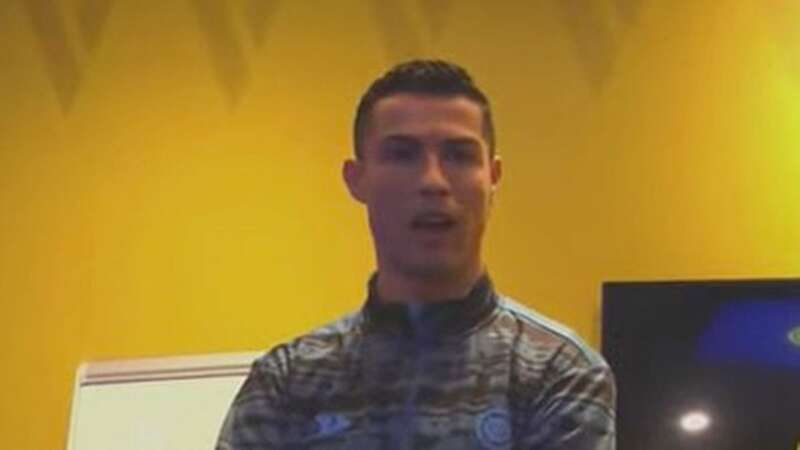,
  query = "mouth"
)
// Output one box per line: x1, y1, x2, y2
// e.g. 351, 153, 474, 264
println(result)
410, 211, 457, 233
